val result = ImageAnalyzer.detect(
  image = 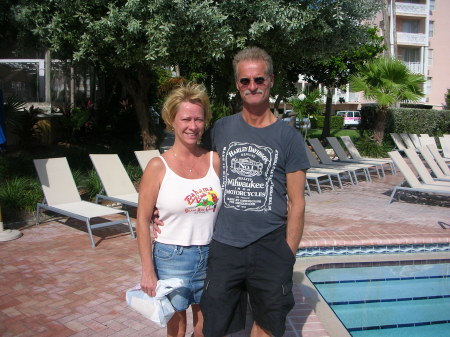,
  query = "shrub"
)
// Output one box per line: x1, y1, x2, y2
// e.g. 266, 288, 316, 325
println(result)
353, 134, 392, 158
387, 107, 450, 136
290, 90, 324, 118
360, 106, 450, 140
312, 116, 343, 129
81, 170, 103, 201
0, 177, 42, 219
5, 97, 44, 145
210, 103, 231, 125
125, 163, 143, 185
